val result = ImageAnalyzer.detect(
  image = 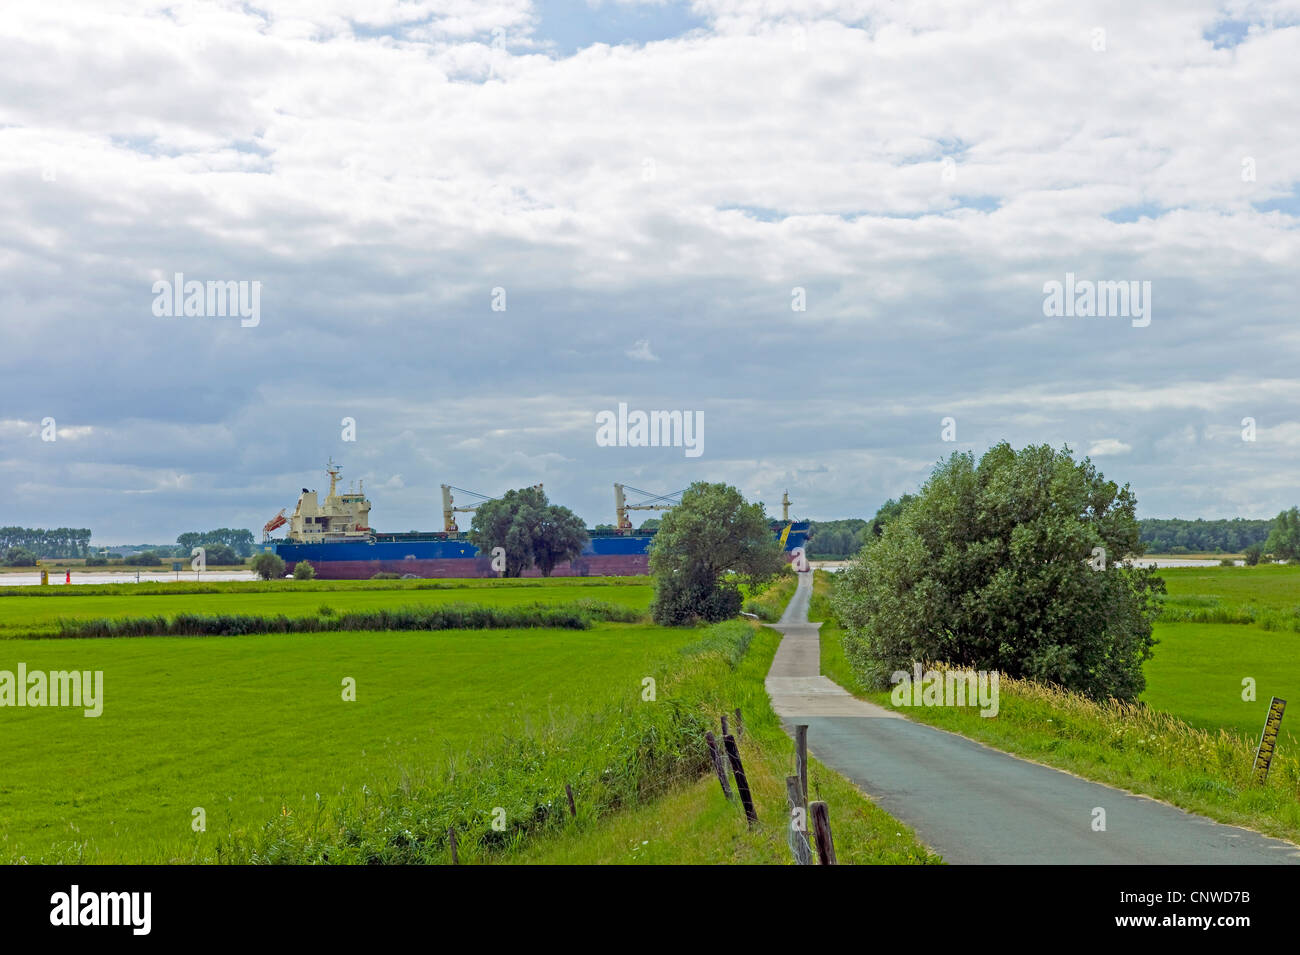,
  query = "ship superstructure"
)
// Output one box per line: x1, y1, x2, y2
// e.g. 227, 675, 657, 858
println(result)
285, 460, 372, 543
